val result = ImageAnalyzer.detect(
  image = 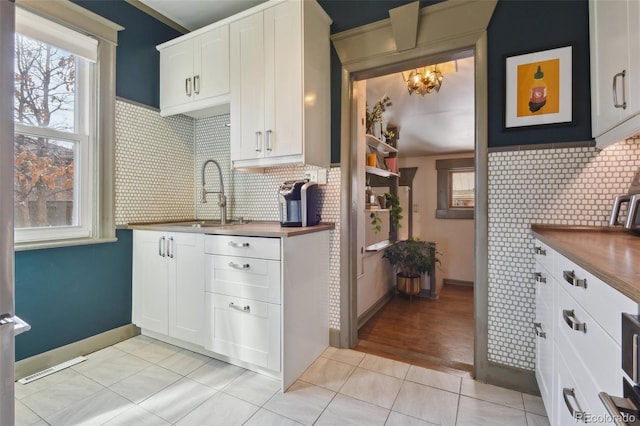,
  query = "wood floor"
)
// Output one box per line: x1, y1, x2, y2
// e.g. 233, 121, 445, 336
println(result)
355, 284, 474, 378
